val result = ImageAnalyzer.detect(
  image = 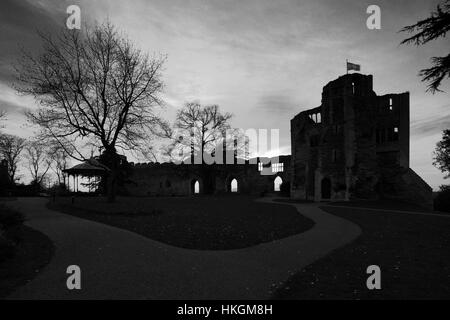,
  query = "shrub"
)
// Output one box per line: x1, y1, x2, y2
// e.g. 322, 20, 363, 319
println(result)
434, 185, 450, 213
